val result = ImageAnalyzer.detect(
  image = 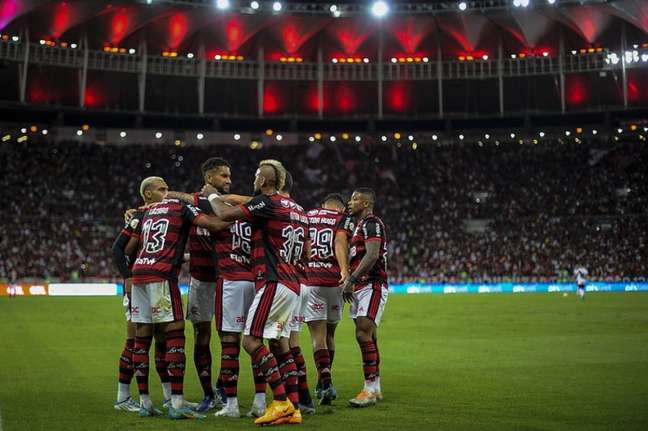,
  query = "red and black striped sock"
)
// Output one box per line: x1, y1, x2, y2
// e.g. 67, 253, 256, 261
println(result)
165, 329, 186, 396
133, 336, 153, 395
118, 339, 135, 385
374, 339, 380, 378
194, 344, 214, 398
291, 346, 312, 404
276, 351, 299, 407
220, 341, 240, 398
359, 341, 378, 383
328, 349, 335, 368
314, 348, 332, 387
154, 341, 170, 384
251, 346, 286, 401
253, 365, 267, 394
